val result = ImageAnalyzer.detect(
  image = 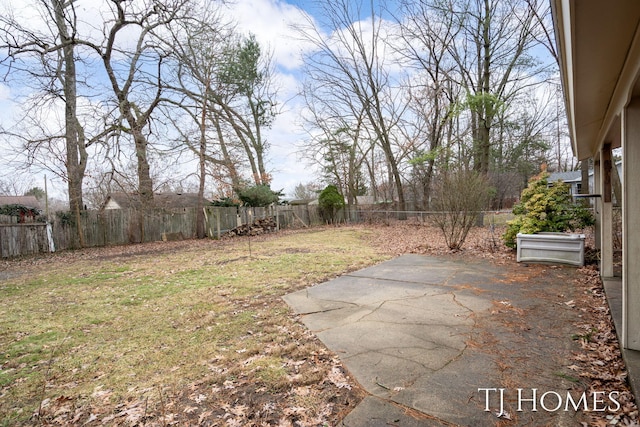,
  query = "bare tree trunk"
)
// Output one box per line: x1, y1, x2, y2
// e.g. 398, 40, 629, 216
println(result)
52, 0, 85, 247
479, 0, 492, 176
197, 92, 208, 239
248, 99, 269, 184
211, 112, 242, 189
87, 0, 188, 213
131, 127, 154, 208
